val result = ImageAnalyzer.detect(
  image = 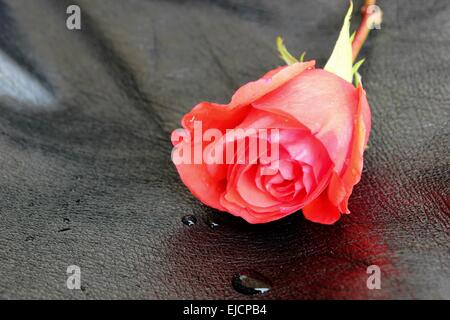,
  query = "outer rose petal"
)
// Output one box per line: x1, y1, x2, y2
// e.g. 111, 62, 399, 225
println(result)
180, 61, 315, 135
302, 191, 341, 225
361, 86, 372, 146
219, 192, 292, 224
171, 136, 227, 211
328, 85, 371, 213
304, 85, 371, 223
